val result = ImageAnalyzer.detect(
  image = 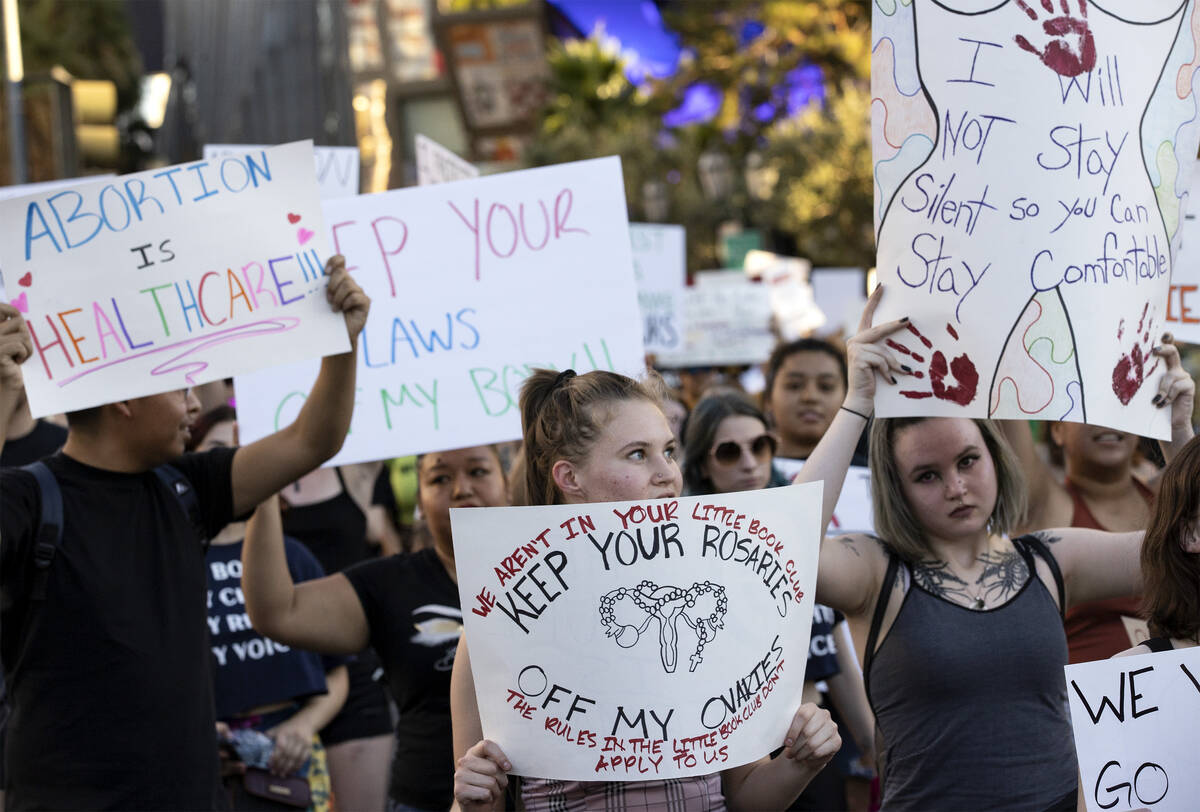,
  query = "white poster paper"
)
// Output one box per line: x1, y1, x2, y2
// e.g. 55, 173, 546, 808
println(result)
657, 272, 774, 368
415, 134, 480, 186
1065, 647, 1200, 811
630, 223, 686, 355
204, 143, 360, 199
773, 459, 874, 535
810, 268, 868, 338
758, 255, 825, 340
0, 141, 348, 417
1165, 159, 1200, 343
452, 484, 822, 781
234, 157, 646, 463
872, 1, 1200, 439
